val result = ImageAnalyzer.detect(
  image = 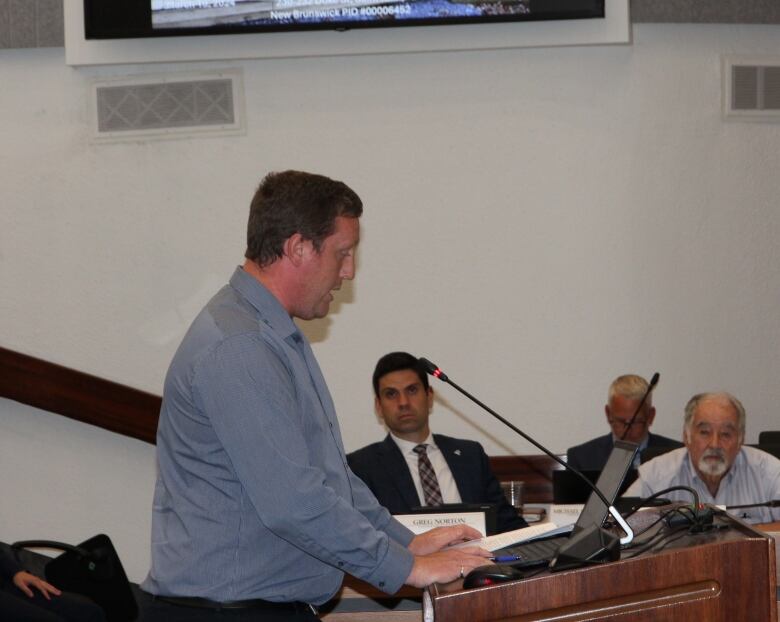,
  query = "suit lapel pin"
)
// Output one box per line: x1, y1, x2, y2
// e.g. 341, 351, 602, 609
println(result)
454, 449, 462, 456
